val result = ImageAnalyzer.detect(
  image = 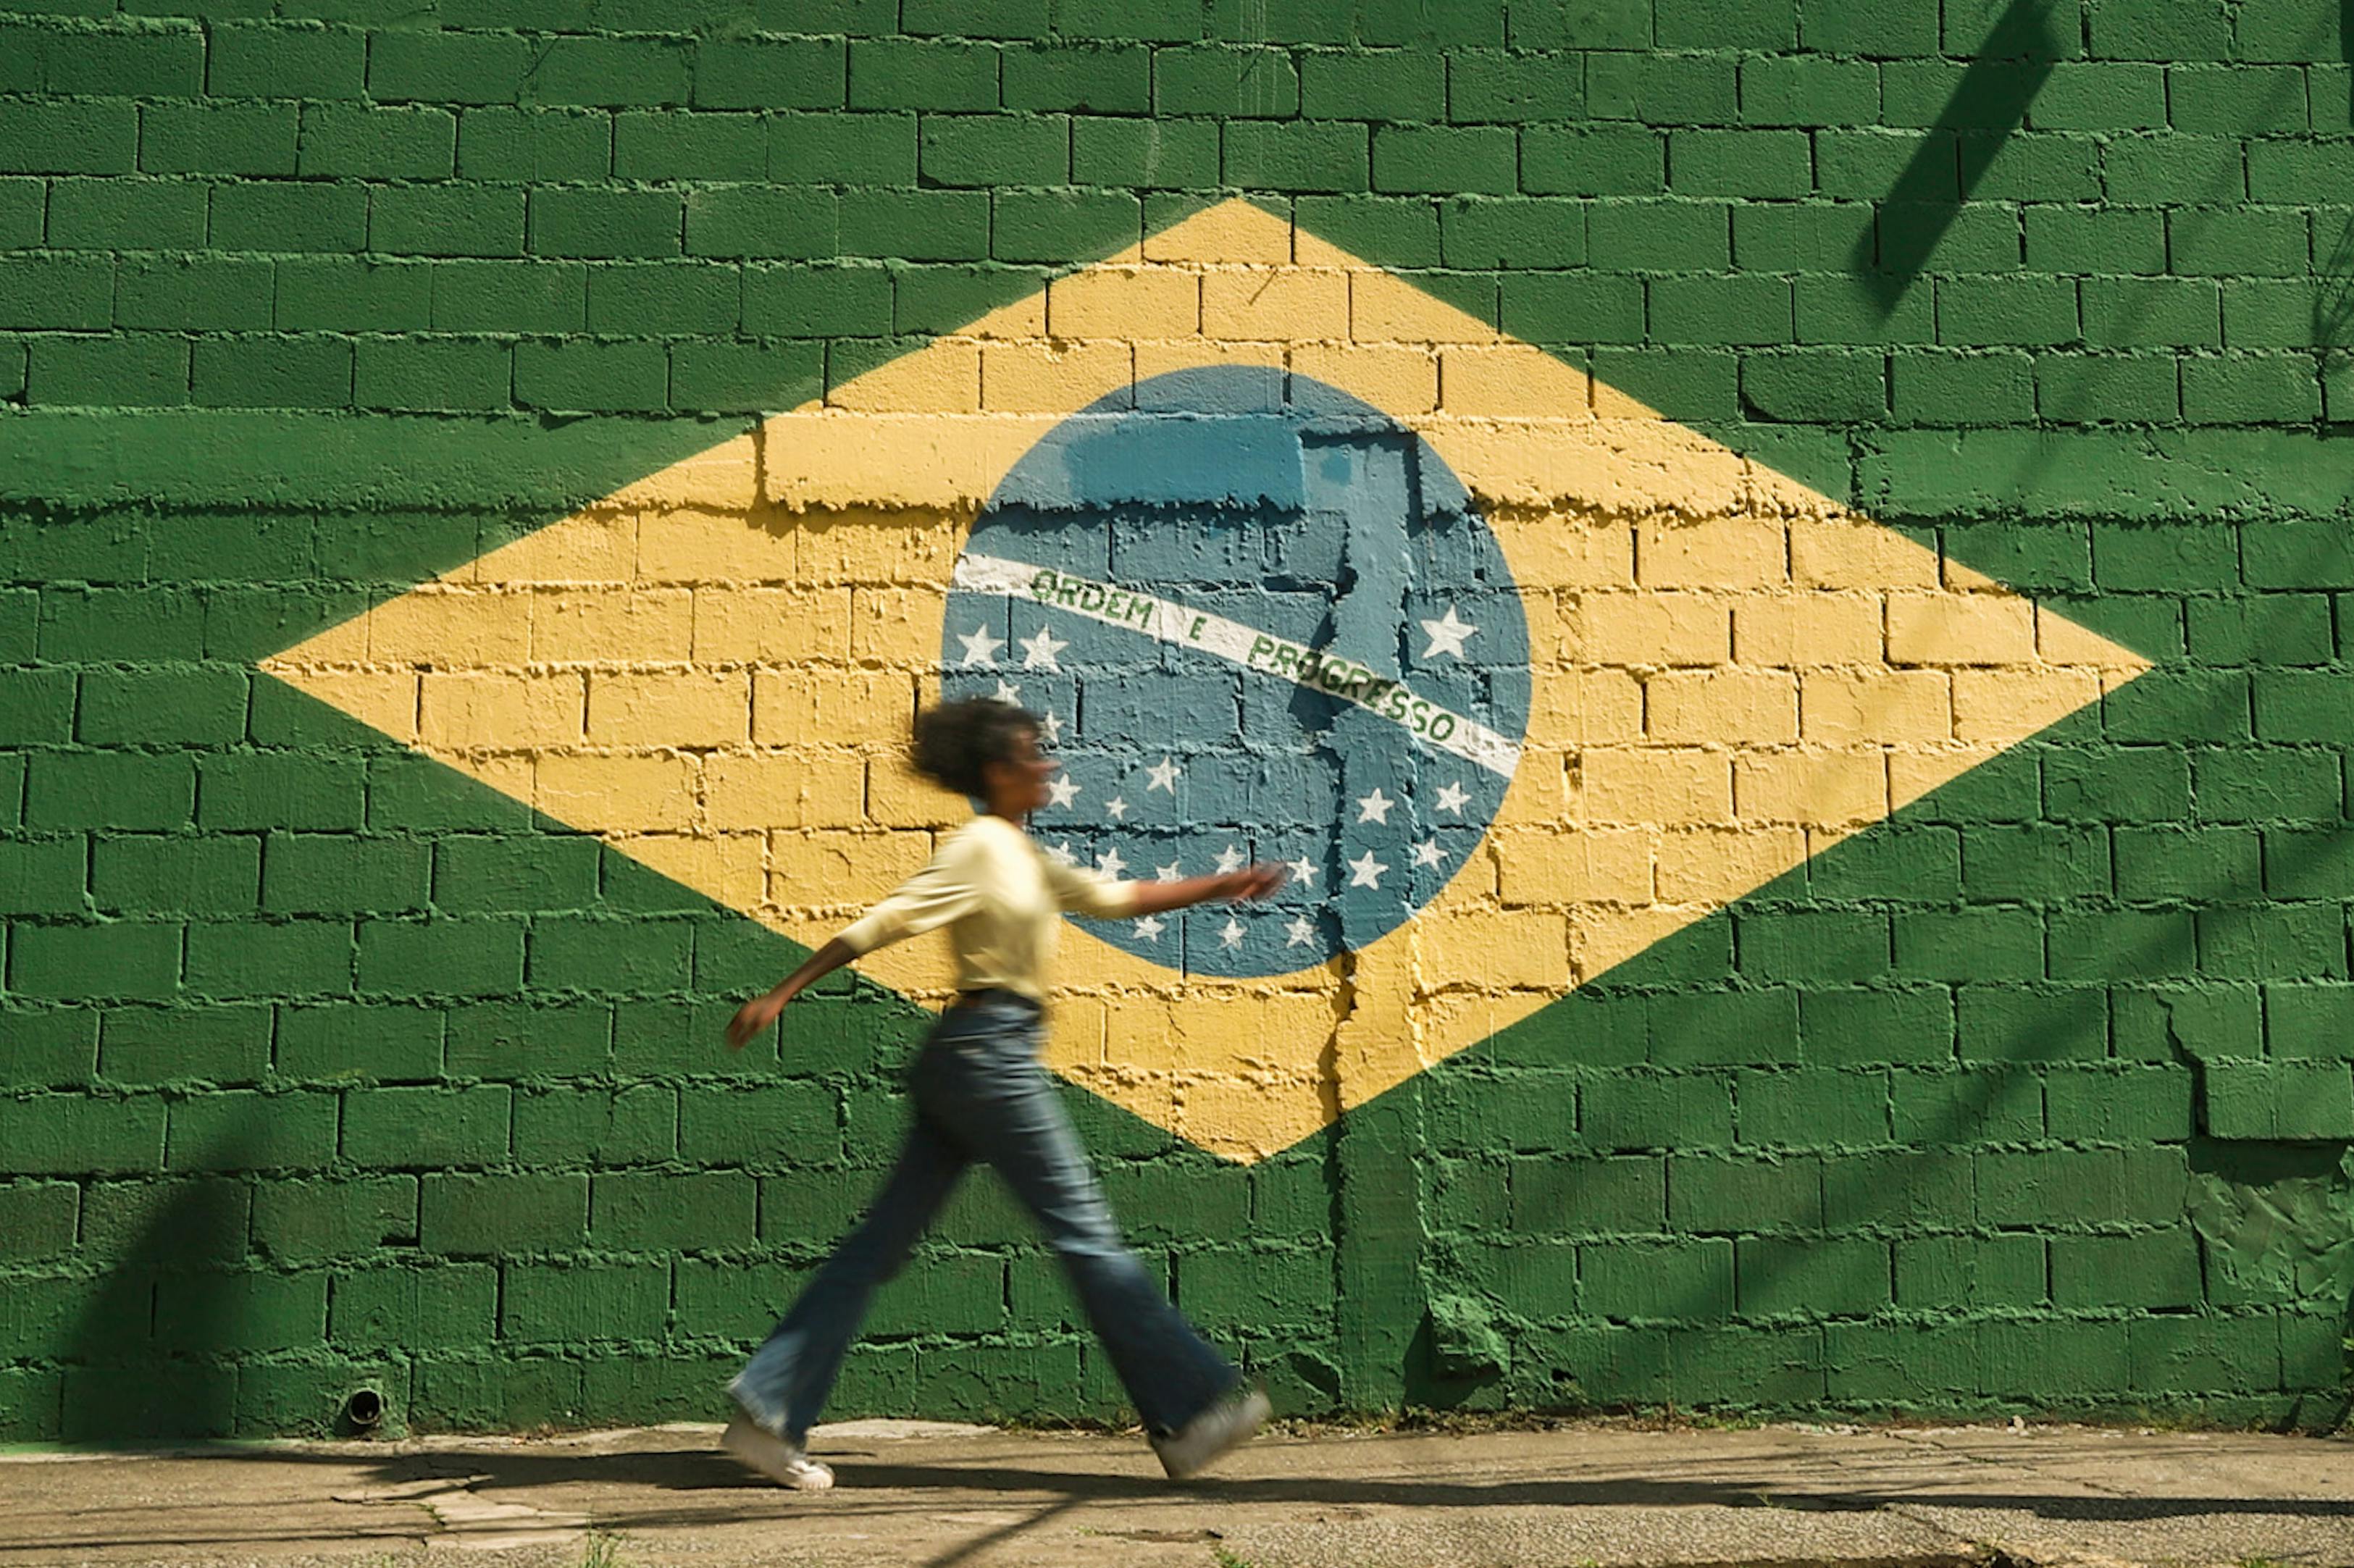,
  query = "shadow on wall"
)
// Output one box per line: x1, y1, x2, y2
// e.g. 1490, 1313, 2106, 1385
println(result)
54, 1109, 405, 1443
1851, 0, 2062, 312
2315, 214, 2354, 359
2311, 0, 2354, 361
59, 1127, 256, 1441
